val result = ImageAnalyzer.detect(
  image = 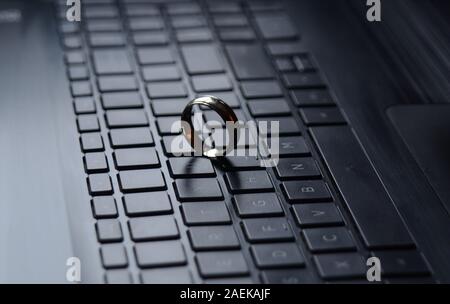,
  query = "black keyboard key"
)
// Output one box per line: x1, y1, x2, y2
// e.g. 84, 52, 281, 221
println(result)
142, 64, 180, 82
292, 203, 344, 227
241, 80, 283, 98
293, 55, 316, 72
84, 152, 109, 173
225, 171, 274, 193
84, 5, 118, 19
283, 72, 325, 89
113, 147, 160, 170
125, 4, 159, 17
161, 135, 195, 156
251, 243, 305, 269
242, 218, 294, 243
80, 133, 104, 152
208, 2, 242, 13
181, 44, 224, 74
141, 267, 193, 284
373, 251, 430, 276
101, 92, 143, 109
168, 157, 215, 178
105, 109, 148, 128
269, 136, 310, 157
213, 14, 247, 27
86, 19, 122, 32
65, 51, 85, 64
275, 158, 321, 180
189, 226, 240, 250
217, 155, 262, 171
71, 81, 92, 97
314, 253, 366, 280
167, 3, 201, 15
303, 227, 356, 253
192, 74, 232, 92
300, 107, 346, 125
181, 202, 231, 225
77, 114, 100, 132
171, 15, 206, 29
123, 191, 173, 216
233, 193, 284, 218
176, 28, 212, 43
267, 41, 306, 56
109, 127, 154, 148
91, 196, 118, 219
275, 58, 296, 72
256, 117, 301, 135
226, 44, 273, 80
291, 89, 334, 106
98, 76, 138, 93
105, 270, 133, 284
89, 32, 126, 47
88, 173, 113, 195
129, 17, 163, 31
135, 241, 186, 268
96, 219, 123, 243
282, 181, 332, 203
152, 99, 190, 116
101, 244, 128, 269
63, 36, 82, 49
133, 31, 168, 46
174, 178, 223, 202
93, 49, 133, 75
207, 91, 241, 108
74, 97, 96, 114
137, 46, 174, 65
247, 98, 291, 117
254, 13, 297, 40
310, 126, 415, 249
129, 216, 179, 242
146, 81, 187, 99
68, 65, 89, 80
249, 2, 283, 12
261, 269, 315, 284
196, 251, 249, 278
156, 116, 182, 135
118, 169, 166, 193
